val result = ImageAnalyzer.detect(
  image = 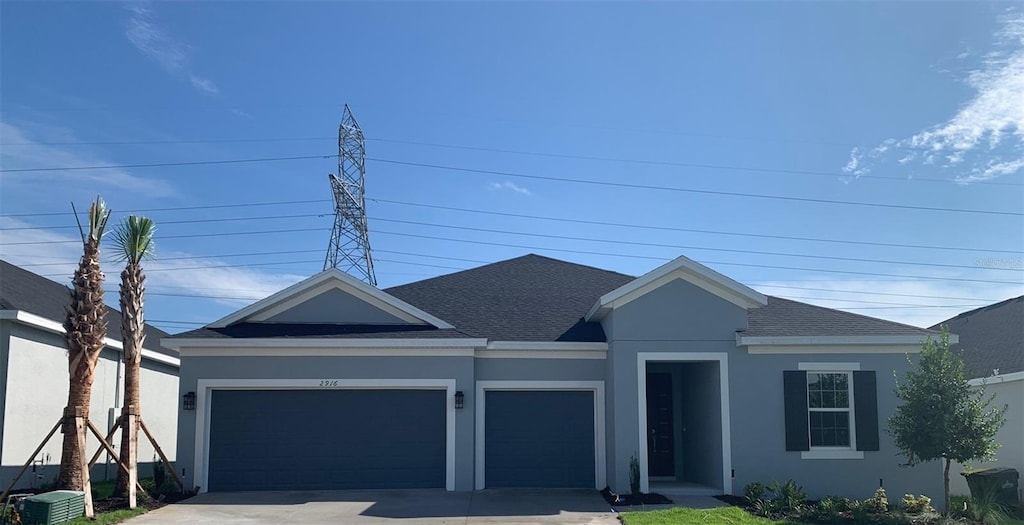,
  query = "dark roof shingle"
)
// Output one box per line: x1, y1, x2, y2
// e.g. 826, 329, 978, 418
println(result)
386, 254, 635, 342
0, 259, 176, 357
744, 296, 939, 338
931, 296, 1023, 378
